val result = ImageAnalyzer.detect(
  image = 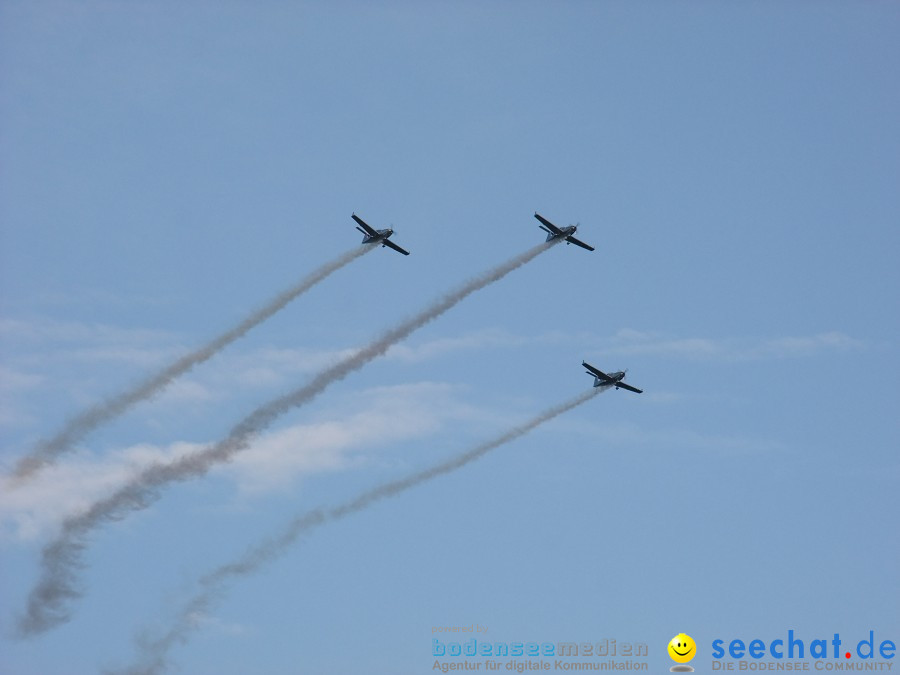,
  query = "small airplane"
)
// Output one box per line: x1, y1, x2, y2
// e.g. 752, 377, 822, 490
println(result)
352, 213, 410, 256
582, 360, 643, 394
534, 212, 595, 251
